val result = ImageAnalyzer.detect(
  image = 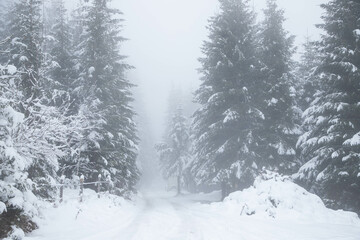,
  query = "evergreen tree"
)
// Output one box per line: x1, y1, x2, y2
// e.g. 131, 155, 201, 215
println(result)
296, 0, 360, 213
46, 0, 75, 106
41, 0, 88, 179
296, 37, 322, 111
0, 1, 70, 234
0, 0, 10, 64
2, 0, 73, 199
191, 0, 262, 194
156, 107, 190, 194
257, 0, 301, 174
0, 62, 38, 238
77, 0, 139, 196
6, 0, 43, 102
0, 0, 10, 42
163, 87, 184, 144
